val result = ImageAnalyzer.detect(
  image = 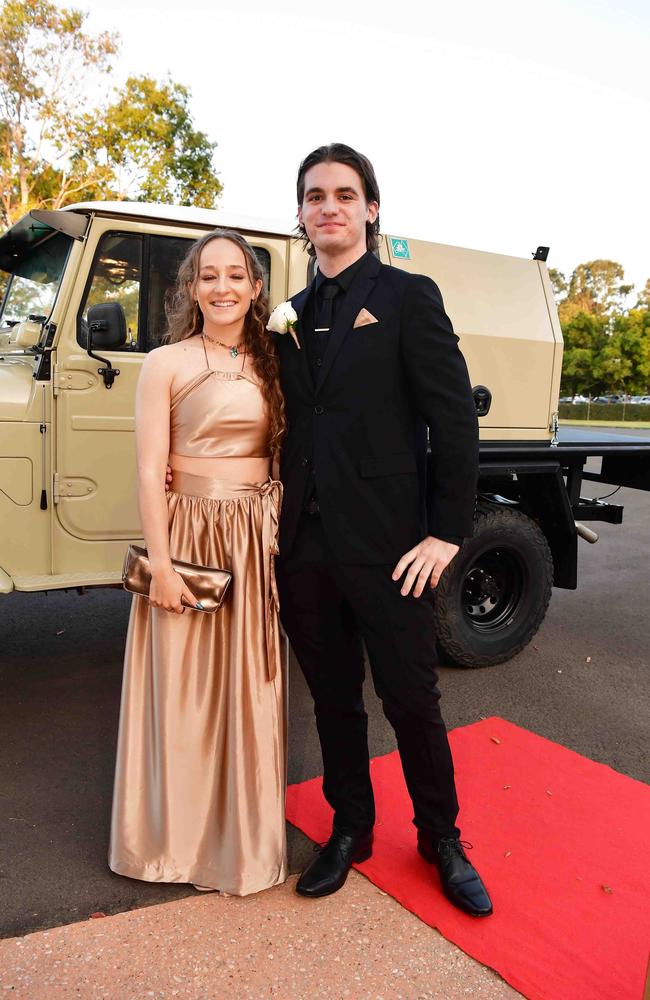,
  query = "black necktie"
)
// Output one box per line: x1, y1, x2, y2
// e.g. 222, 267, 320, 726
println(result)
315, 280, 340, 333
